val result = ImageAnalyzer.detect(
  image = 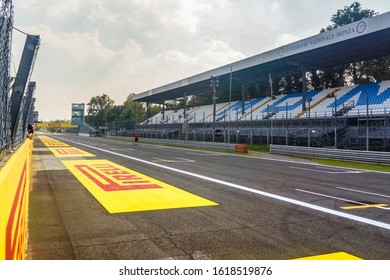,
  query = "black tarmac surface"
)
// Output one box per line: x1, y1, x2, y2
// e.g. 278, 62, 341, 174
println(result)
26, 133, 390, 260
